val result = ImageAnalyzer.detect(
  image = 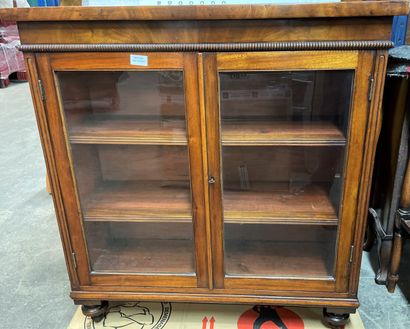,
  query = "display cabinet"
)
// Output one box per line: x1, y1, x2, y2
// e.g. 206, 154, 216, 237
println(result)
1, 1, 408, 327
